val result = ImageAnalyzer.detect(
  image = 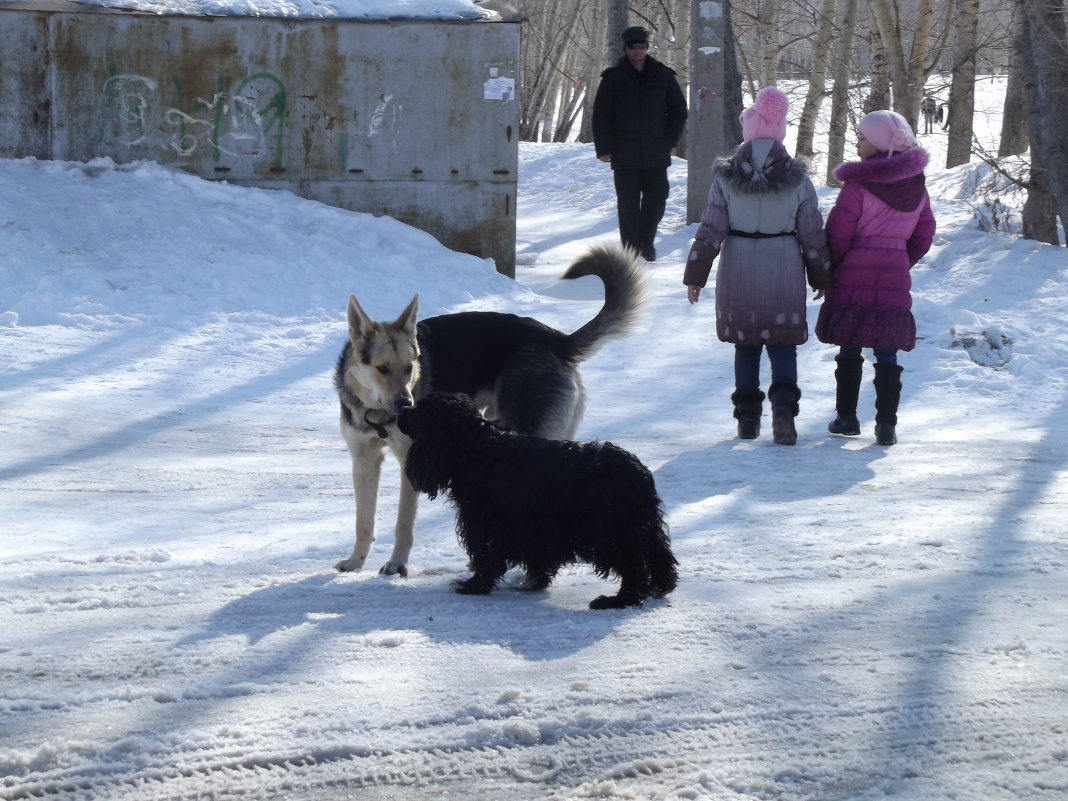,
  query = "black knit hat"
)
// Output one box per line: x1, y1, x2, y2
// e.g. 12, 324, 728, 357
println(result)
622, 26, 650, 46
